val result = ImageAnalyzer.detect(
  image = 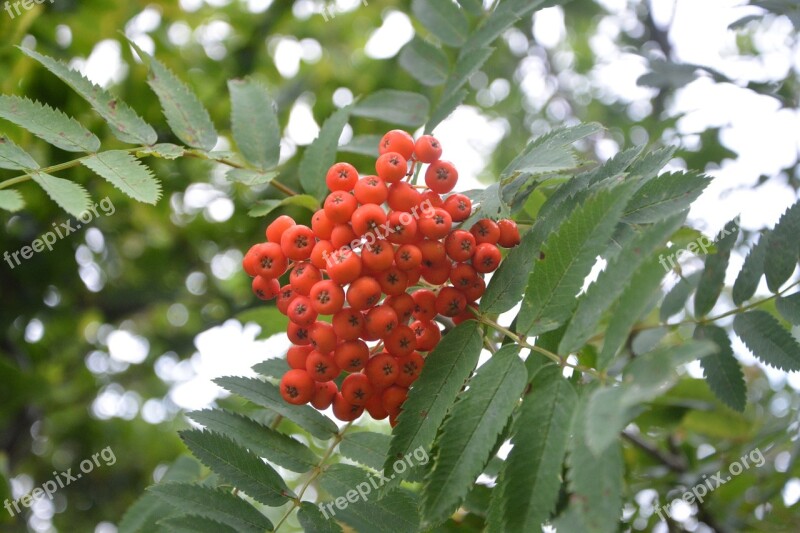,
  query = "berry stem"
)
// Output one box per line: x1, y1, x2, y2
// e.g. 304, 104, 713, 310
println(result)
273, 422, 353, 532
183, 148, 300, 196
